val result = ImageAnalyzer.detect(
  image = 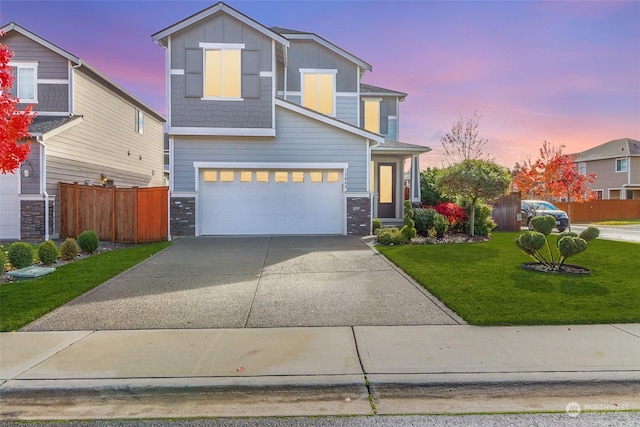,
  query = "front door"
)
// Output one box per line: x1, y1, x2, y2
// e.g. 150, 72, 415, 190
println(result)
377, 163, 396, 218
